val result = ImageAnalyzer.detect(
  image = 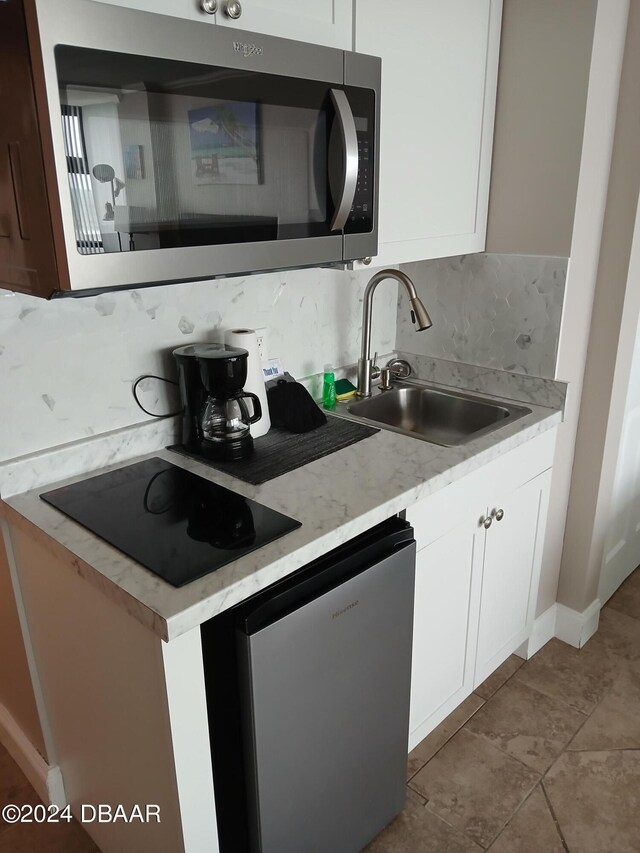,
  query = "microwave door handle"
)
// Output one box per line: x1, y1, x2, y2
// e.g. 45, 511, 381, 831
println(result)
329, 89, 358, 232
